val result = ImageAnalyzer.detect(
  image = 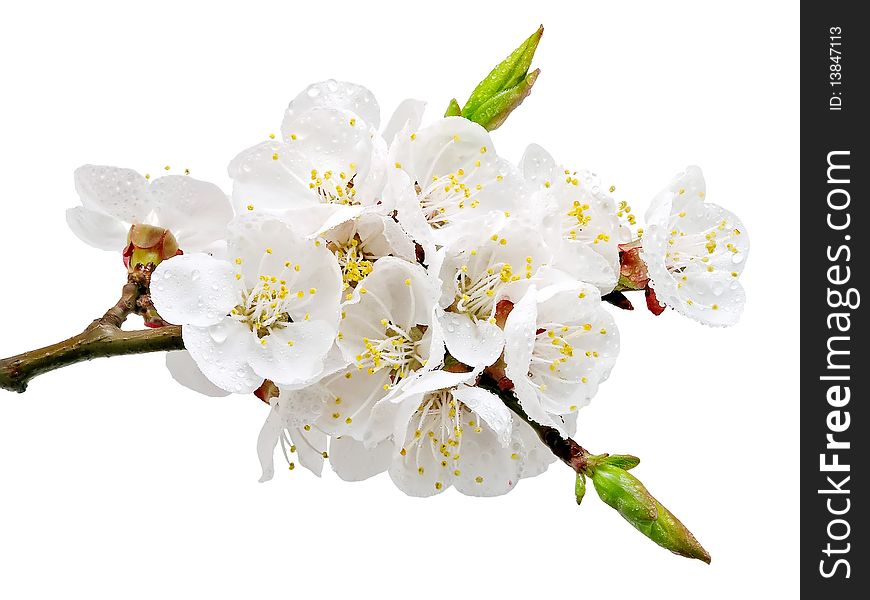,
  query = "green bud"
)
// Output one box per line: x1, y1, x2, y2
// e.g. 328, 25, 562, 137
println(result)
575, 472, 587, 505
461, 25, 544, 123
602, 454, 641, 470
591, 464, 711, 563
444, 98, 462, 117
464, 69, 539, 131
